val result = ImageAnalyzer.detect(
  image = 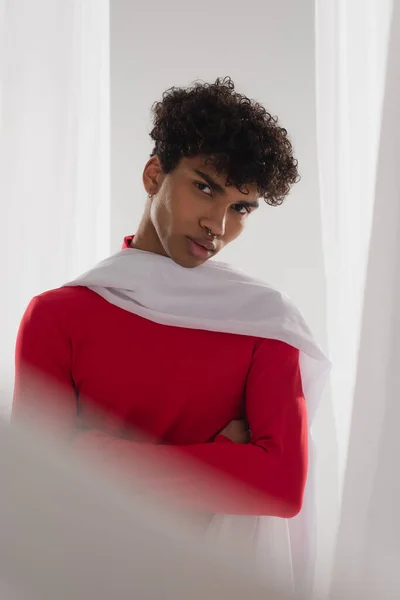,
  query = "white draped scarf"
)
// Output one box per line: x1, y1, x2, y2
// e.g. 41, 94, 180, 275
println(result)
67, 247, 330, 594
